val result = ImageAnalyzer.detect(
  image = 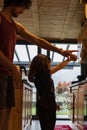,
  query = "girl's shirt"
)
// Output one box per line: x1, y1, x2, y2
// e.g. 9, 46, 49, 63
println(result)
34, 71, 56, 110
